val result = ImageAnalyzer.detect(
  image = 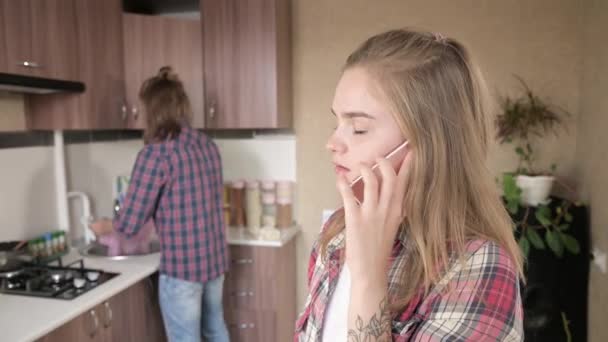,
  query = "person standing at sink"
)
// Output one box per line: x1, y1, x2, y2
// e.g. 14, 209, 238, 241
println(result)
91, 66, 230, 342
